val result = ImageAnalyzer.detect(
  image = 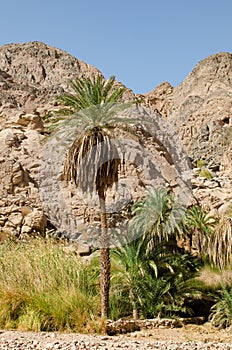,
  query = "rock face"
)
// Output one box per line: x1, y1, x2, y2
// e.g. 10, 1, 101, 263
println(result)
144, 52, 232, 212
0, 43, 231, 240
0, 41, 102, 239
